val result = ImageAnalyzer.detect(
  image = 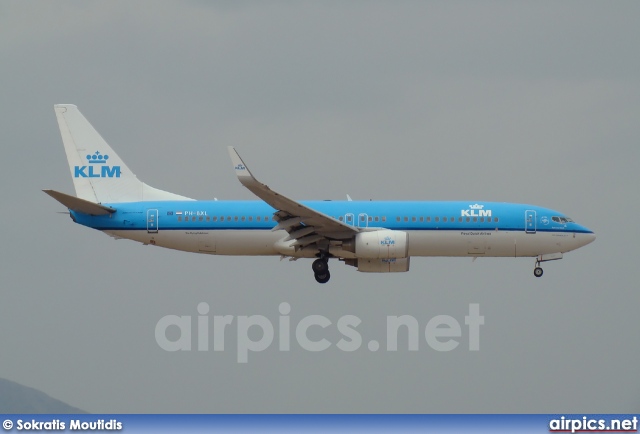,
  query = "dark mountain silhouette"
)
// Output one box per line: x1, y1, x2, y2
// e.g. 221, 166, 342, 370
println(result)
0, 378, 86, 413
